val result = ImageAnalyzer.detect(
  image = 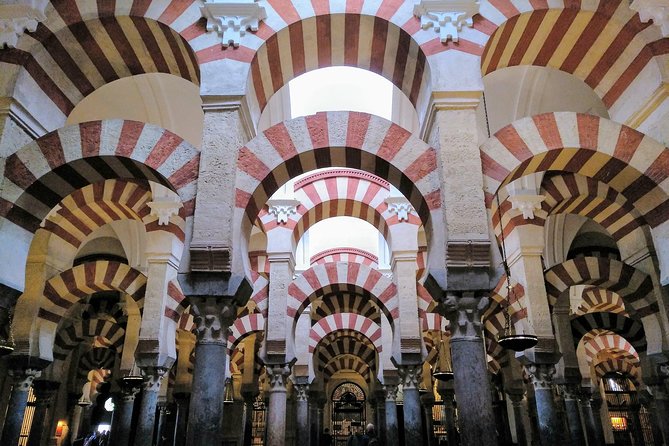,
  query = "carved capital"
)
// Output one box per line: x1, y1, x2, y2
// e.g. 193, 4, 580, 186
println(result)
119, 385, 141, 403
385, 196, 415, 222
8, 368, 41, 391
397, 364, 423, 390
201, 0, 267, 48
413, 0, 480, 43
266, 364, 291, 392
508, 194, 545, 220
525, 363, 555, 391
140, 367, 168, 393
442, 292, 488, 337
559, 383, 579, 401
0, 0, 47, 48
631, 0, 669, 37
190, 296, 236, 344
267, 198, 301, 224
383, 384, 399, 402
293, 383, 309, 401
506, 391, 525, 405
147, 199, 183, 226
